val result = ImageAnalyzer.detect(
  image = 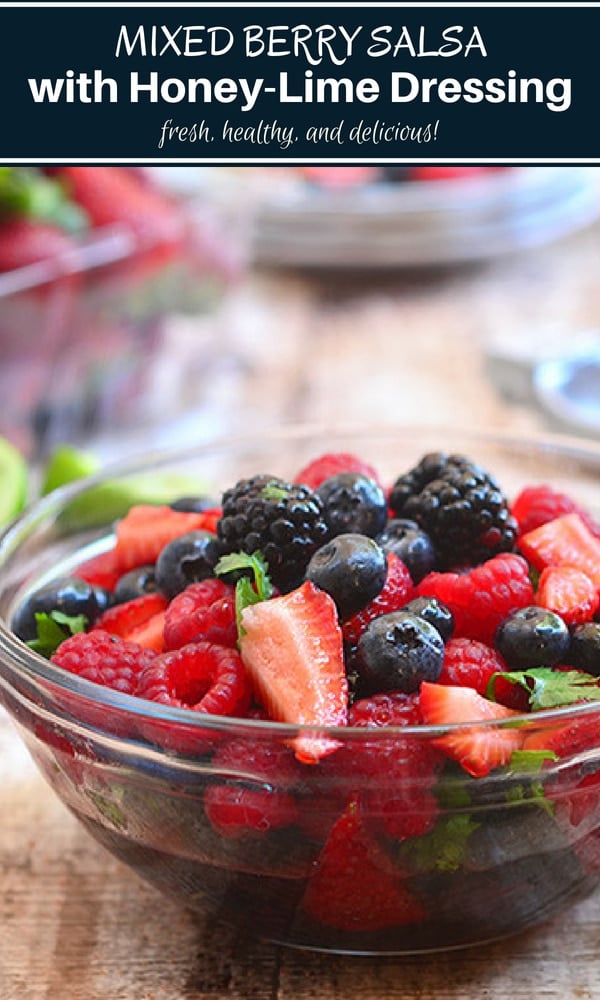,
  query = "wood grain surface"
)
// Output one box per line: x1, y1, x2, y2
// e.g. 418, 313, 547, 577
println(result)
3, 212, 600, 998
